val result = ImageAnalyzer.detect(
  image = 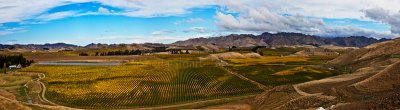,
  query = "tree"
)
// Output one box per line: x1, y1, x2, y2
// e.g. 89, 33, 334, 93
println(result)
124, 50, 130, 55
3, 62, 6, 74
185, 50, 190, 54
258, 51, 264, 56
79, 53, 89, 56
